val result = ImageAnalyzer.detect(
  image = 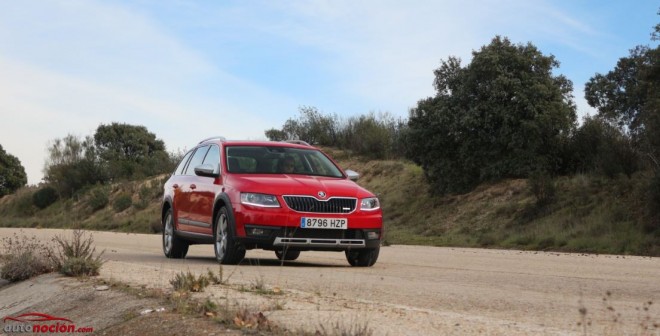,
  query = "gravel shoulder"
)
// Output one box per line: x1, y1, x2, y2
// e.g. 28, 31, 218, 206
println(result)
1, 228, 659, 335
0, 273, 239, 335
